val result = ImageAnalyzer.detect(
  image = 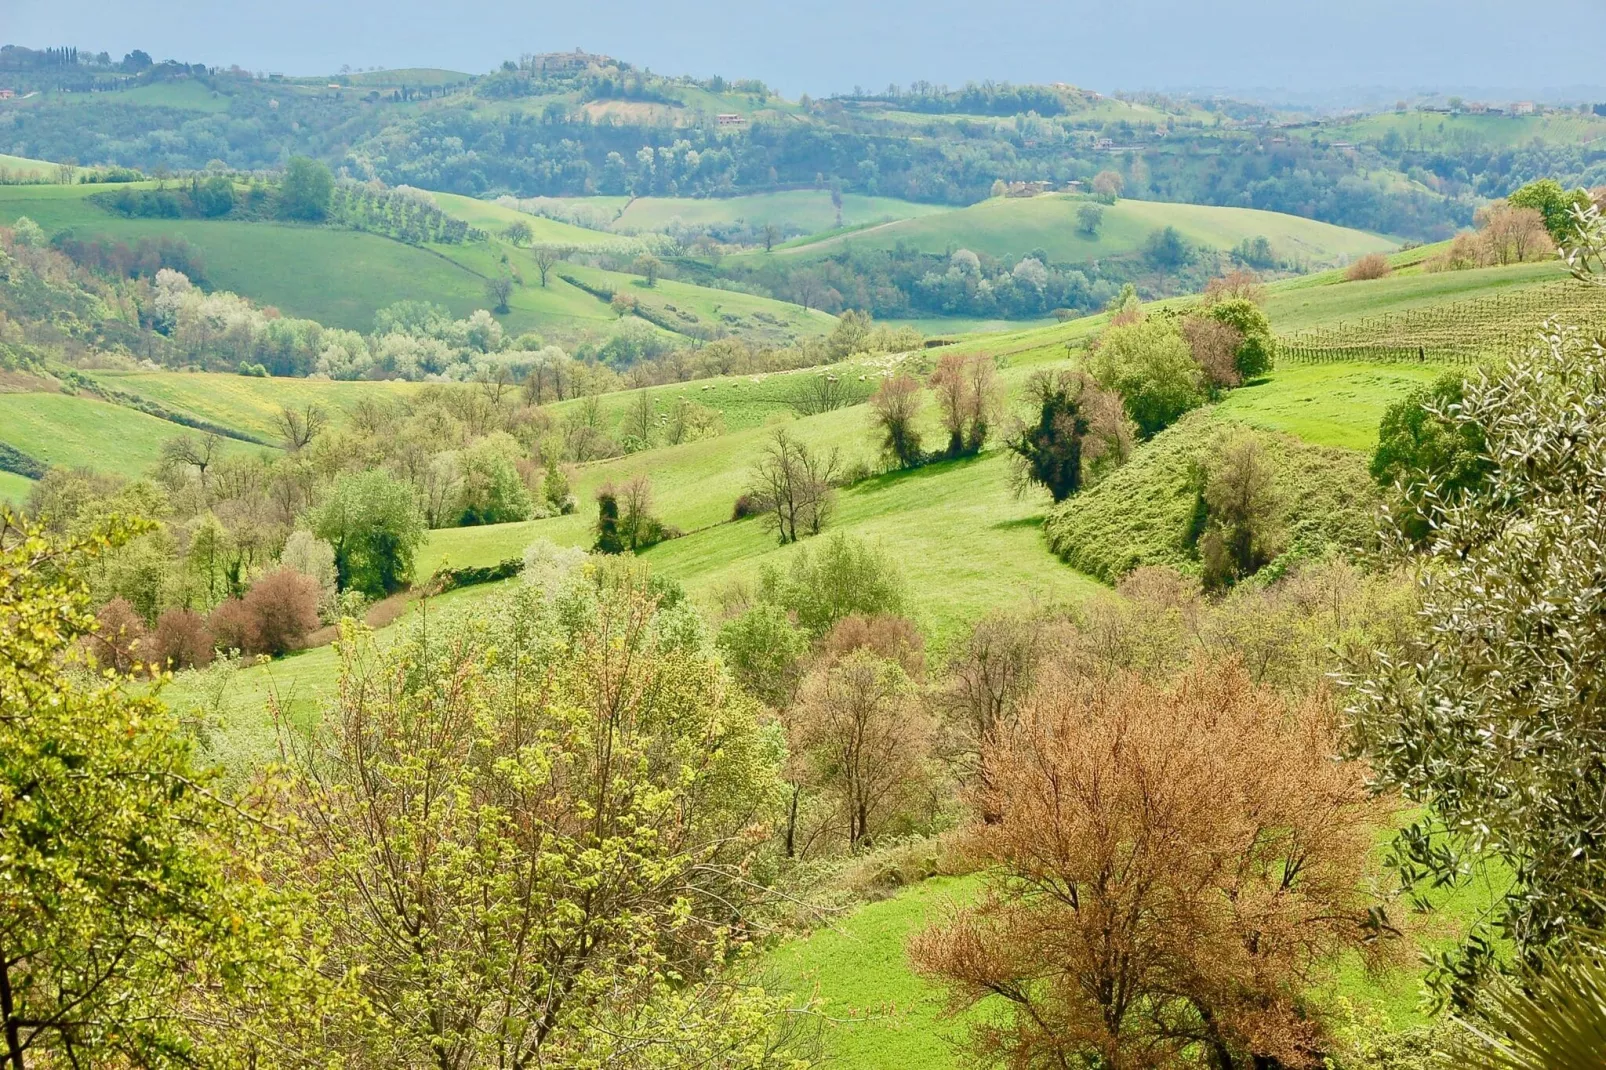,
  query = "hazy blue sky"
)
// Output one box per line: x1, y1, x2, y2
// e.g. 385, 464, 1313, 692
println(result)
7, 0, 1604, 98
